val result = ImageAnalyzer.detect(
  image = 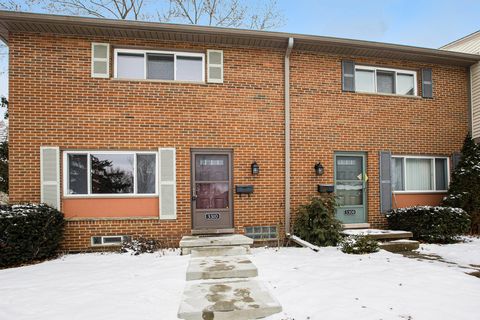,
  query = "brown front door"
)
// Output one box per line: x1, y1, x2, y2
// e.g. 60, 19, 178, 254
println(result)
191, 150, 233, 230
